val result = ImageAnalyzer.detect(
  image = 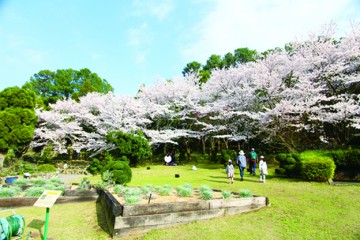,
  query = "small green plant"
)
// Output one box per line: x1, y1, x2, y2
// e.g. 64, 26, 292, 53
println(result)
0, 186, 22, 198
78, 177, 91, 190
176, 183, 193, 197
123, 187, 141, 205
32, 178, 47, 186
239, 189, 252, 198
24, 186, 46, 197
222, 190, 232, 199
113, 184, 125, 195
199, 185, 213, 200
13, 178, 30, 186
157, 185, 172, 196
101, 170, 114, 185
141, 184, 153, 195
